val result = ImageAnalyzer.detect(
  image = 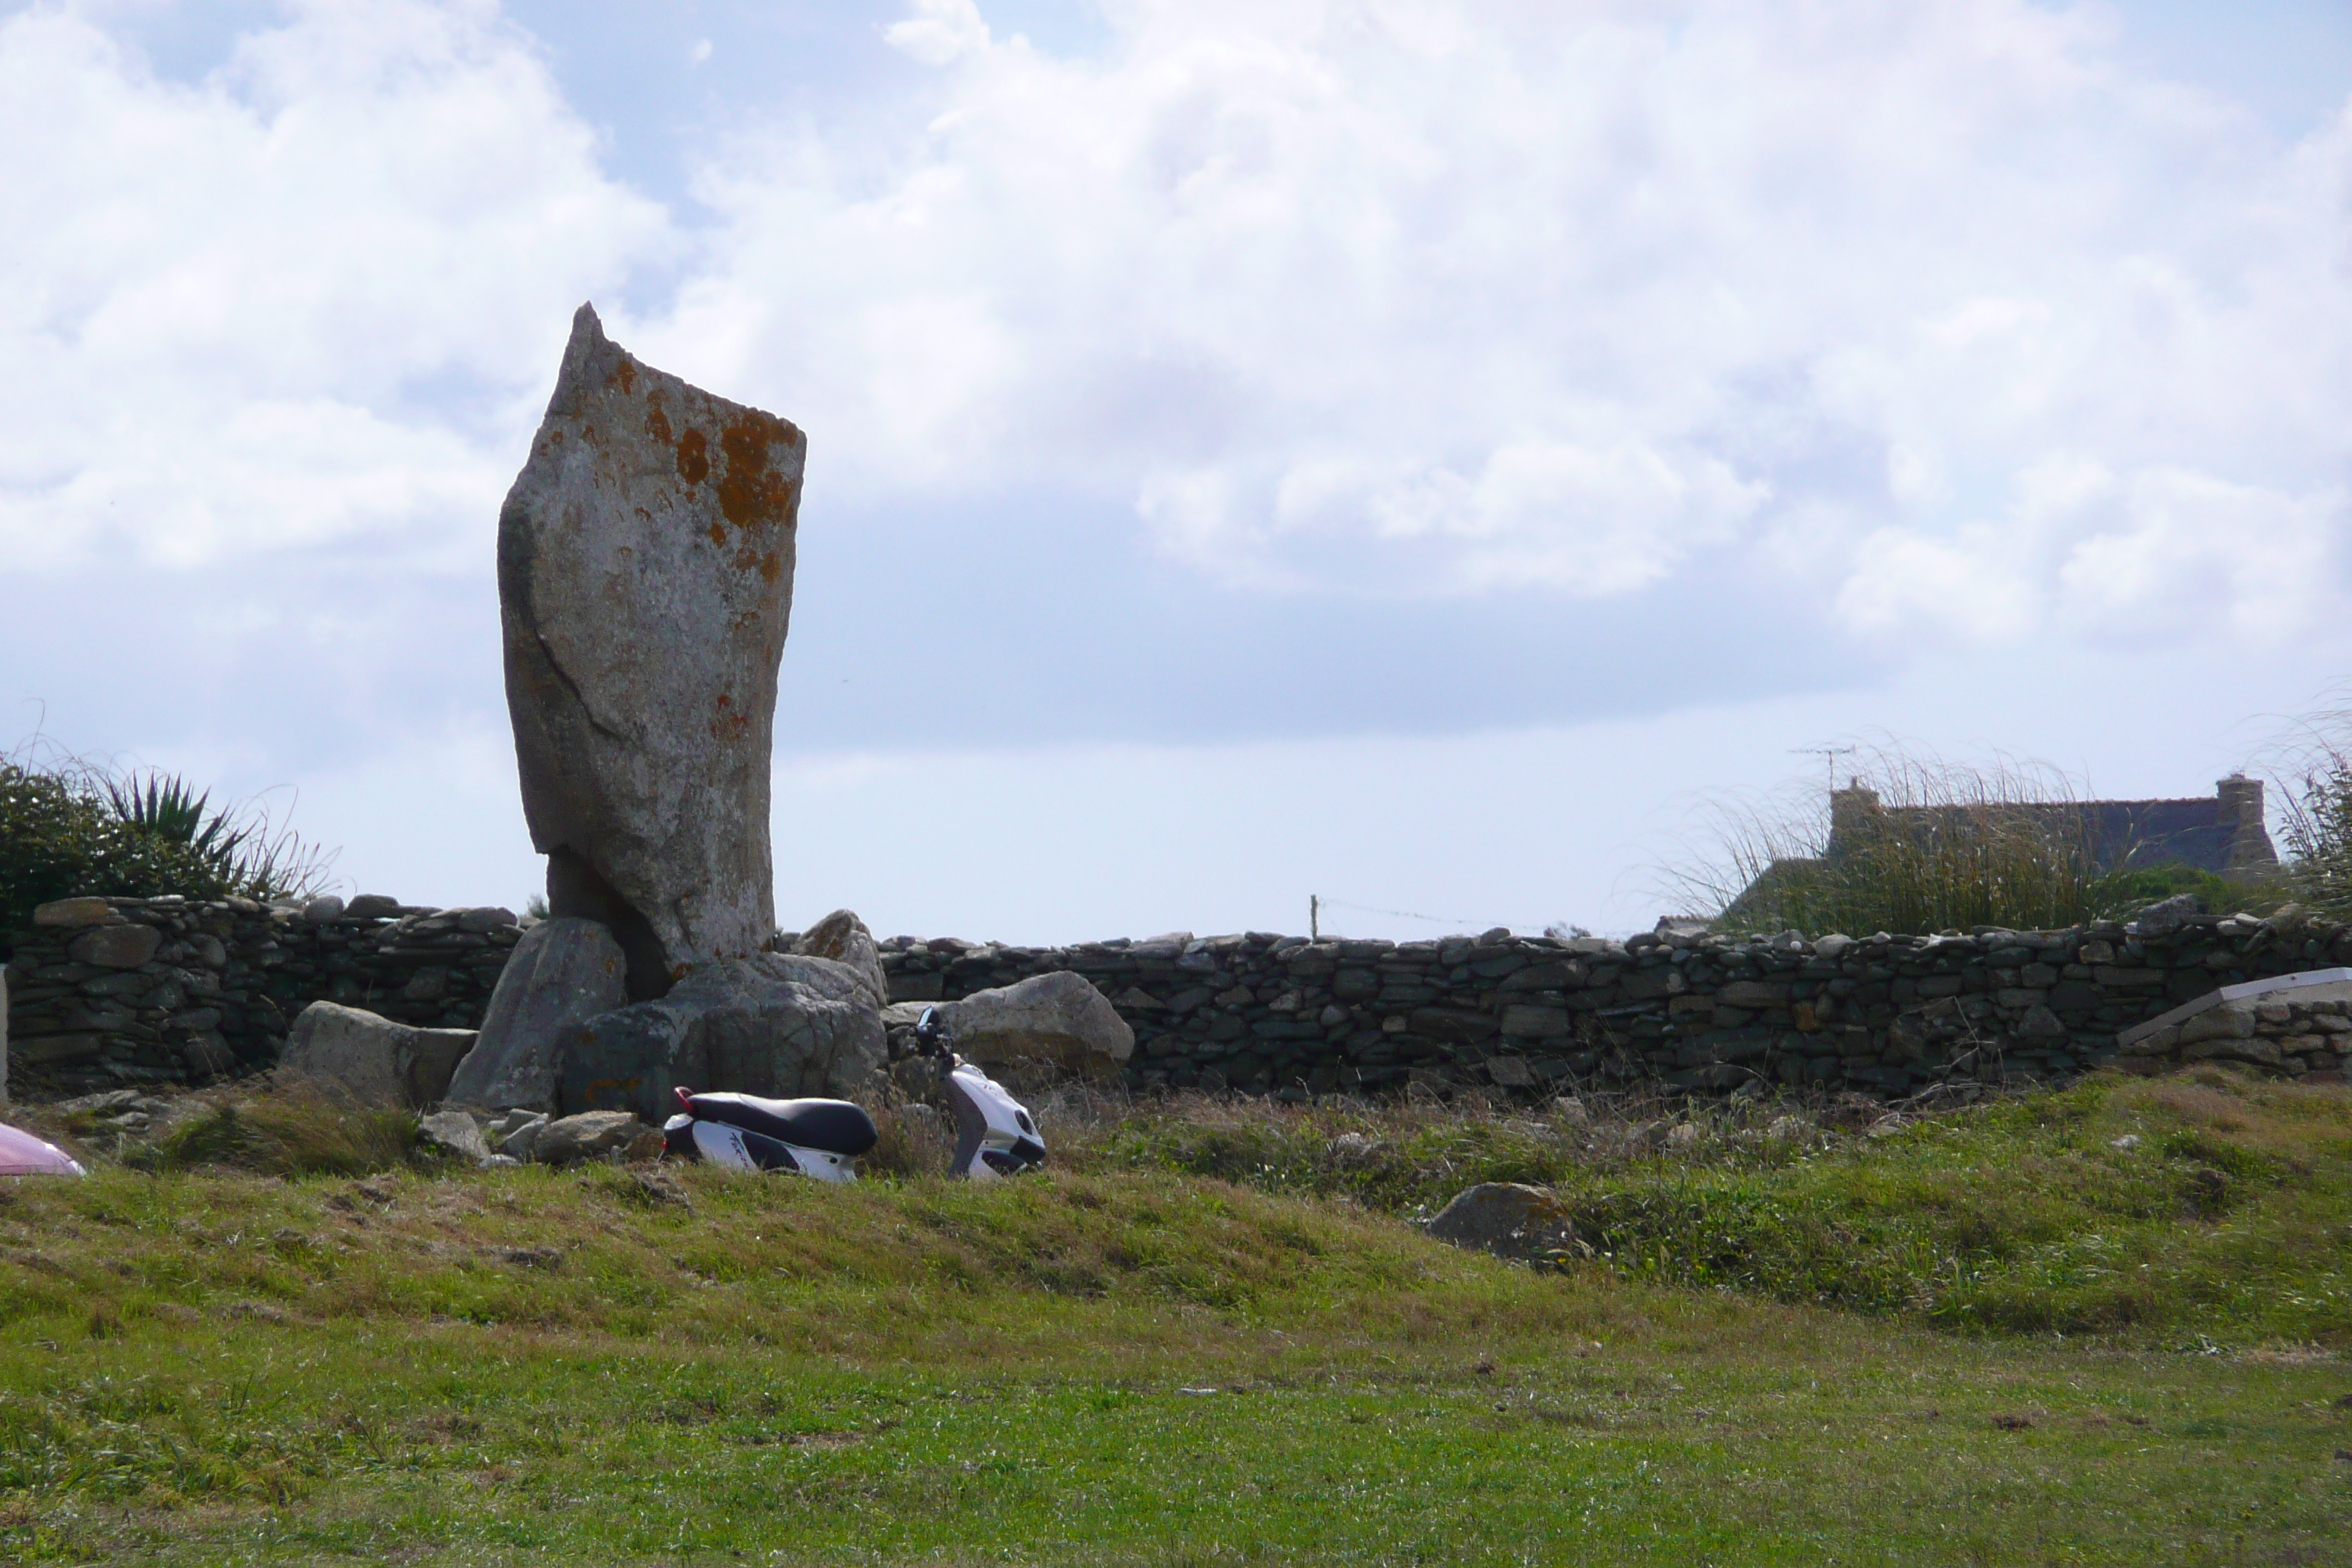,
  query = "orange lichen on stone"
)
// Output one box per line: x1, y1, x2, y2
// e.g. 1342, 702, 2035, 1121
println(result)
715, 414, 799, 530
676, 429, 710, 486
709, 692, 751, 743
645, 398, 674, 447
706, 523, 727, 546
758, 552, 783, 583
608, 357, 638, 395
